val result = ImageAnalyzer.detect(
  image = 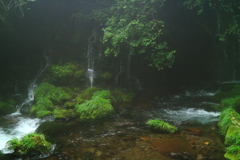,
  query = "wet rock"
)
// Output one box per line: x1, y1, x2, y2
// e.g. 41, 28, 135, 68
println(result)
151, 137, 197, 159
186, 128, 202, 135
36, 121, 79, 136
